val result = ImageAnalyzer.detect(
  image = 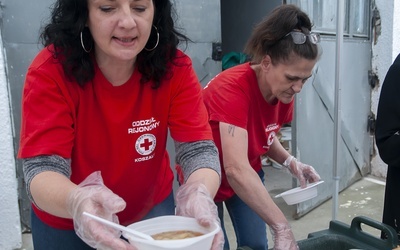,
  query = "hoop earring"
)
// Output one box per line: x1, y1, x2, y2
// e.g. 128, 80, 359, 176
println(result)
145, 25, 159, 51
80, 31, 92, 53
